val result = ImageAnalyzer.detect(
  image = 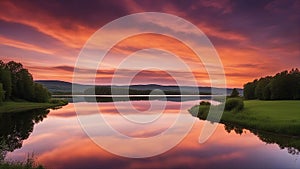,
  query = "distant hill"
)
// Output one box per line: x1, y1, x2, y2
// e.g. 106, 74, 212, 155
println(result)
35, 80, 91, 94
35, 80, 243, 96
